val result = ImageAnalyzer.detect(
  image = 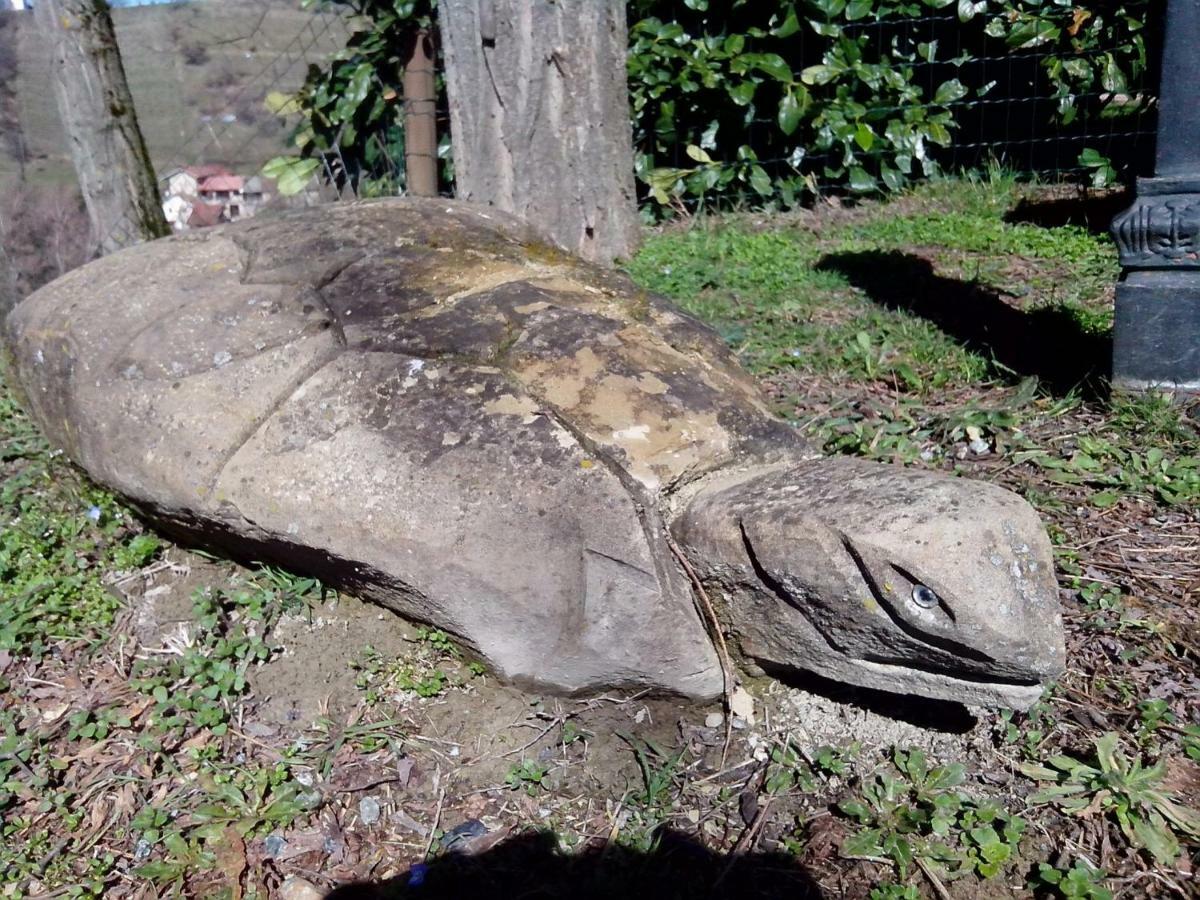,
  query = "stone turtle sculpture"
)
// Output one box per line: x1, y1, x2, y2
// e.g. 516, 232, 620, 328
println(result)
4, 198, 1064, 709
